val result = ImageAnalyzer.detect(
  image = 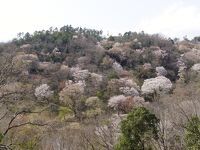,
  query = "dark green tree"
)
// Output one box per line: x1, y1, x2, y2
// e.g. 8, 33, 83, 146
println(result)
185, 115, 200, 150
115, 107, 159, 150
